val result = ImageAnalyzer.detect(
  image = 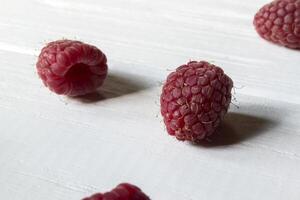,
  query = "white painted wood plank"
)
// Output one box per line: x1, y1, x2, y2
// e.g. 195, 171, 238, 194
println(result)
0, 0, 300, 199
